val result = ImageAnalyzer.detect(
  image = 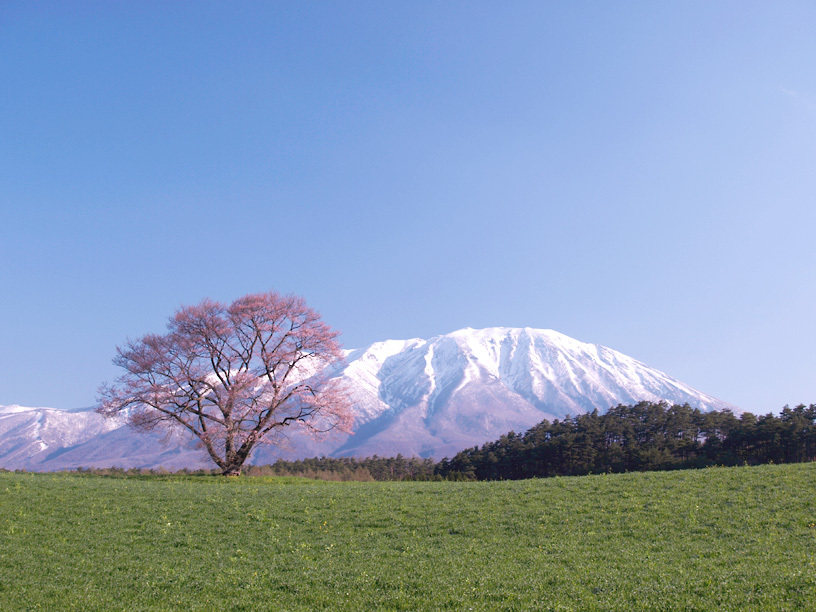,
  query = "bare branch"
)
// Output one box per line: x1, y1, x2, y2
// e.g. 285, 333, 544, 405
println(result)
96, 290, 354, 475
